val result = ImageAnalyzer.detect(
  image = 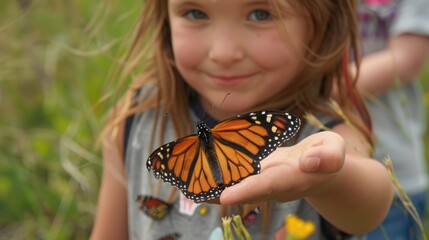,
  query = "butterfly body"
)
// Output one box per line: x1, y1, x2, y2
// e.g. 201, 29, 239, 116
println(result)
197, 121, 225, 186
146, 111, 300, 203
